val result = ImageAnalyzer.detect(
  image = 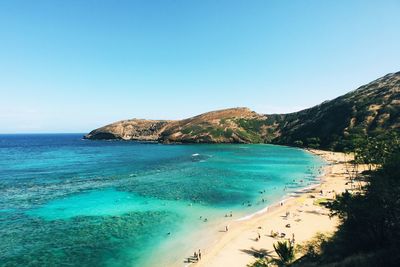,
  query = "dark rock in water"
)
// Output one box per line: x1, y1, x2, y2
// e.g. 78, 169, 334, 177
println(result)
84, 132, 119, 140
